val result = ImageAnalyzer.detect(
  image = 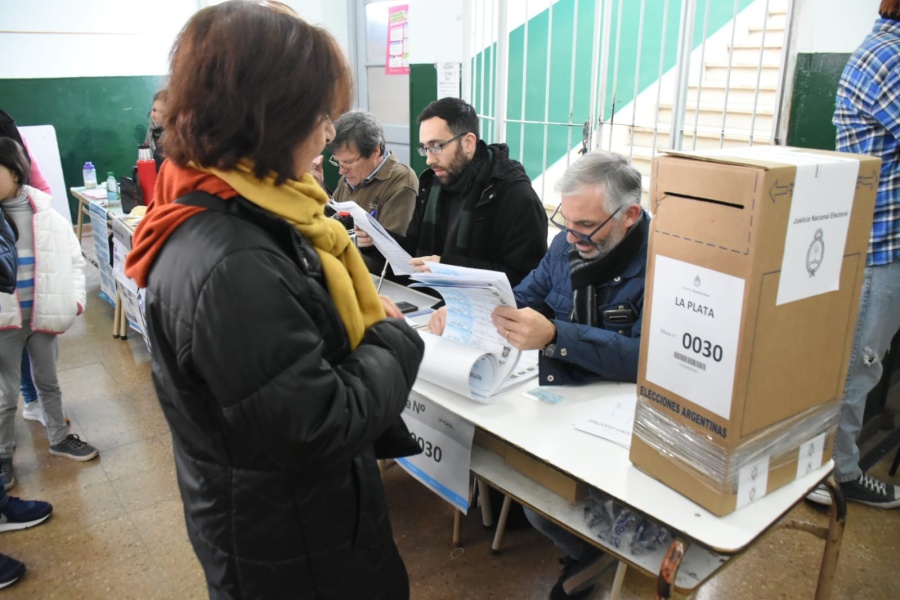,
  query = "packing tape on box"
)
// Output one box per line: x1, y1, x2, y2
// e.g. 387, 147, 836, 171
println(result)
632, 399, 840, 492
